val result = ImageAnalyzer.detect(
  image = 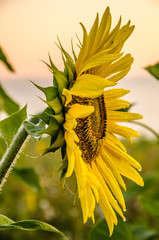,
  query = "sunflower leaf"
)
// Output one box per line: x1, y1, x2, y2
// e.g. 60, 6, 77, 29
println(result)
89, 219, 136, 240
0, 84, 20, 115
13, 167, 41, 192
145, 62, 159, 80
23, 120, 45, 141
0, 214, 68, 240
0, 105, 27, 145
0, 47, 15, 72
